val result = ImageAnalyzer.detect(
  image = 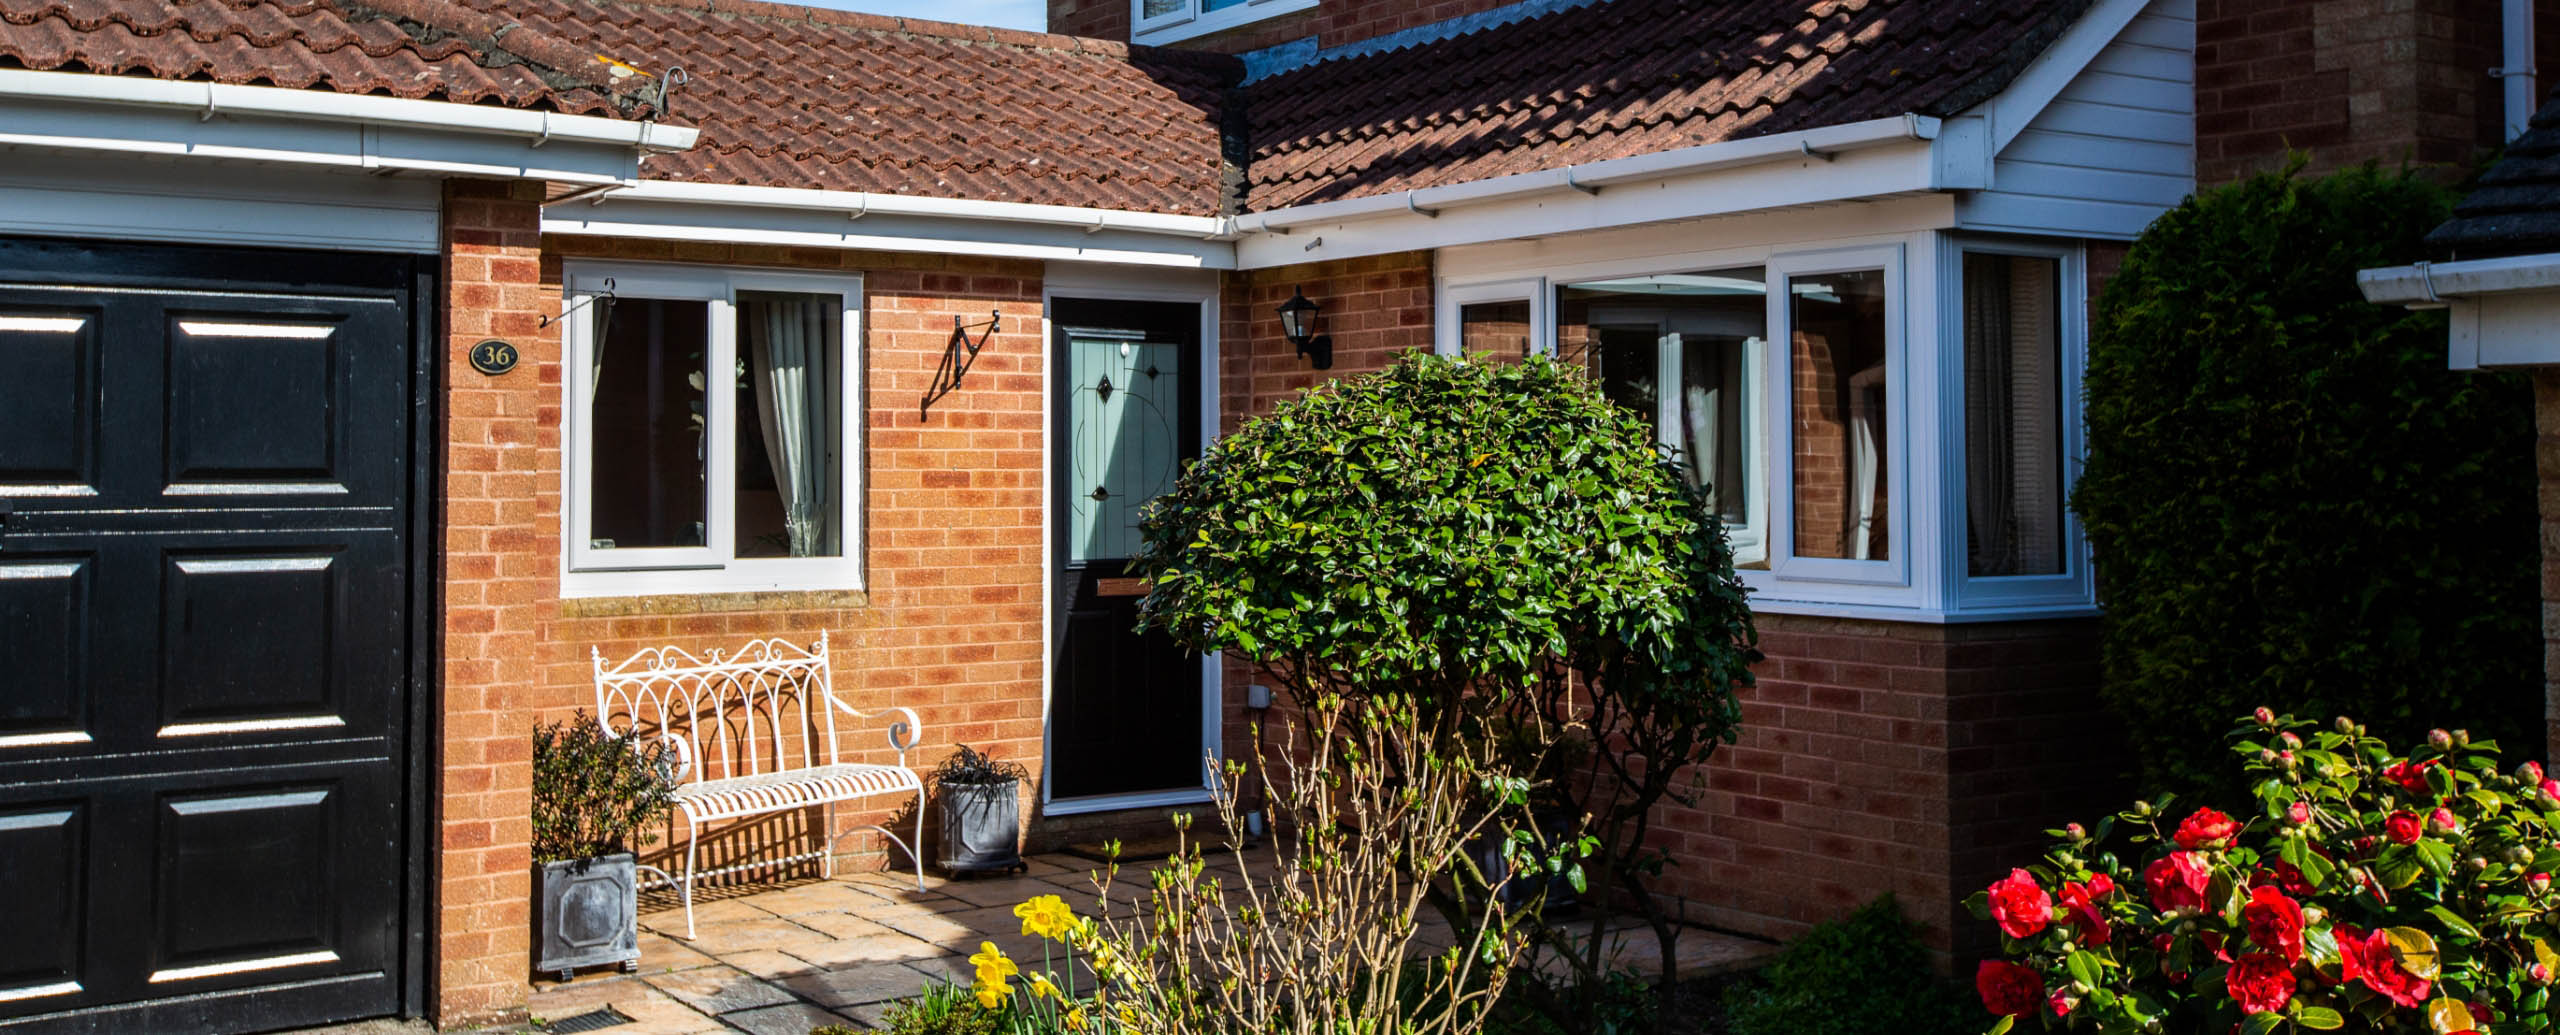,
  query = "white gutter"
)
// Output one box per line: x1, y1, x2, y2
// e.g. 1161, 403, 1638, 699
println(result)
2501, 0, 2539, 141
577, 178, 1228, 240
2356, 254, 2560, 308
1230, 114, 1941, 234
0, 67, 697, 153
